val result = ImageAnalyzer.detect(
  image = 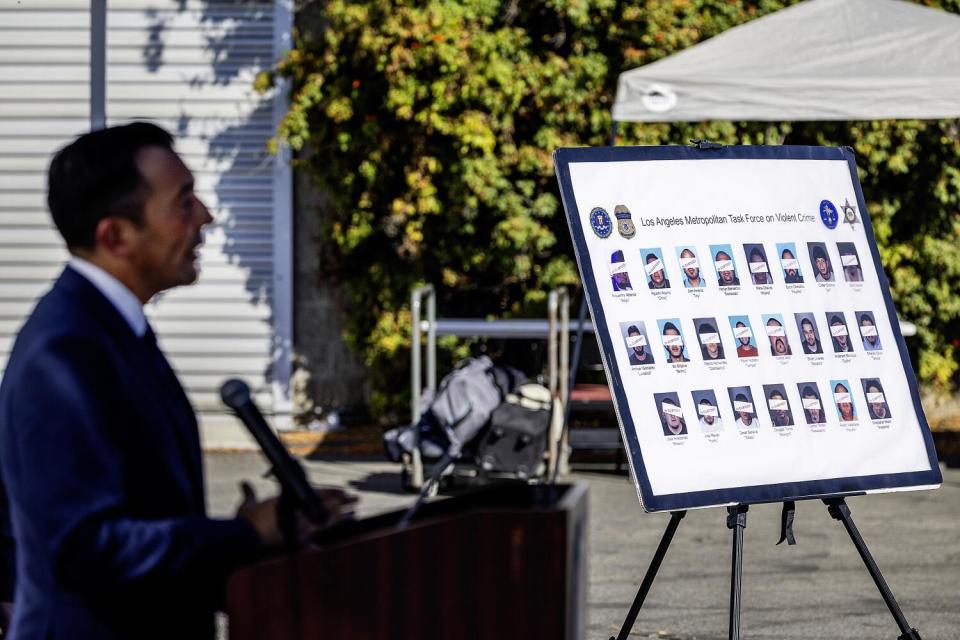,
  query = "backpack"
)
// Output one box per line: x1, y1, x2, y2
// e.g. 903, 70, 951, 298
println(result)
384, 356, 528, 461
